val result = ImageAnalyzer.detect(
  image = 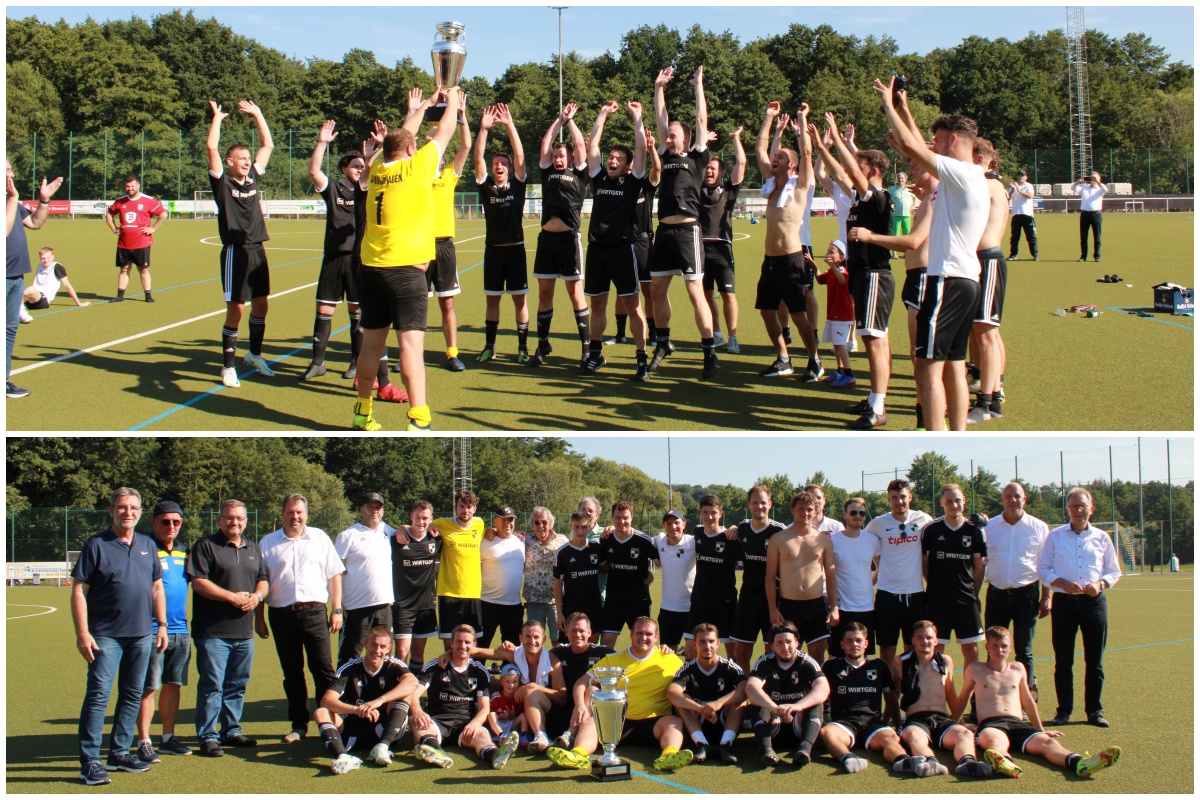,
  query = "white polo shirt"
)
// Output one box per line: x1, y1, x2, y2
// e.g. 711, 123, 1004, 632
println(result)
481, 533, 526, 605
814, 516, 845, 534
983, 512, 1049, 590
927, 154, 990, 280
335, 520, 397, 610
1009, 181, 1034, 217
652, 532, 696, 613
260, 526, 346, 607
